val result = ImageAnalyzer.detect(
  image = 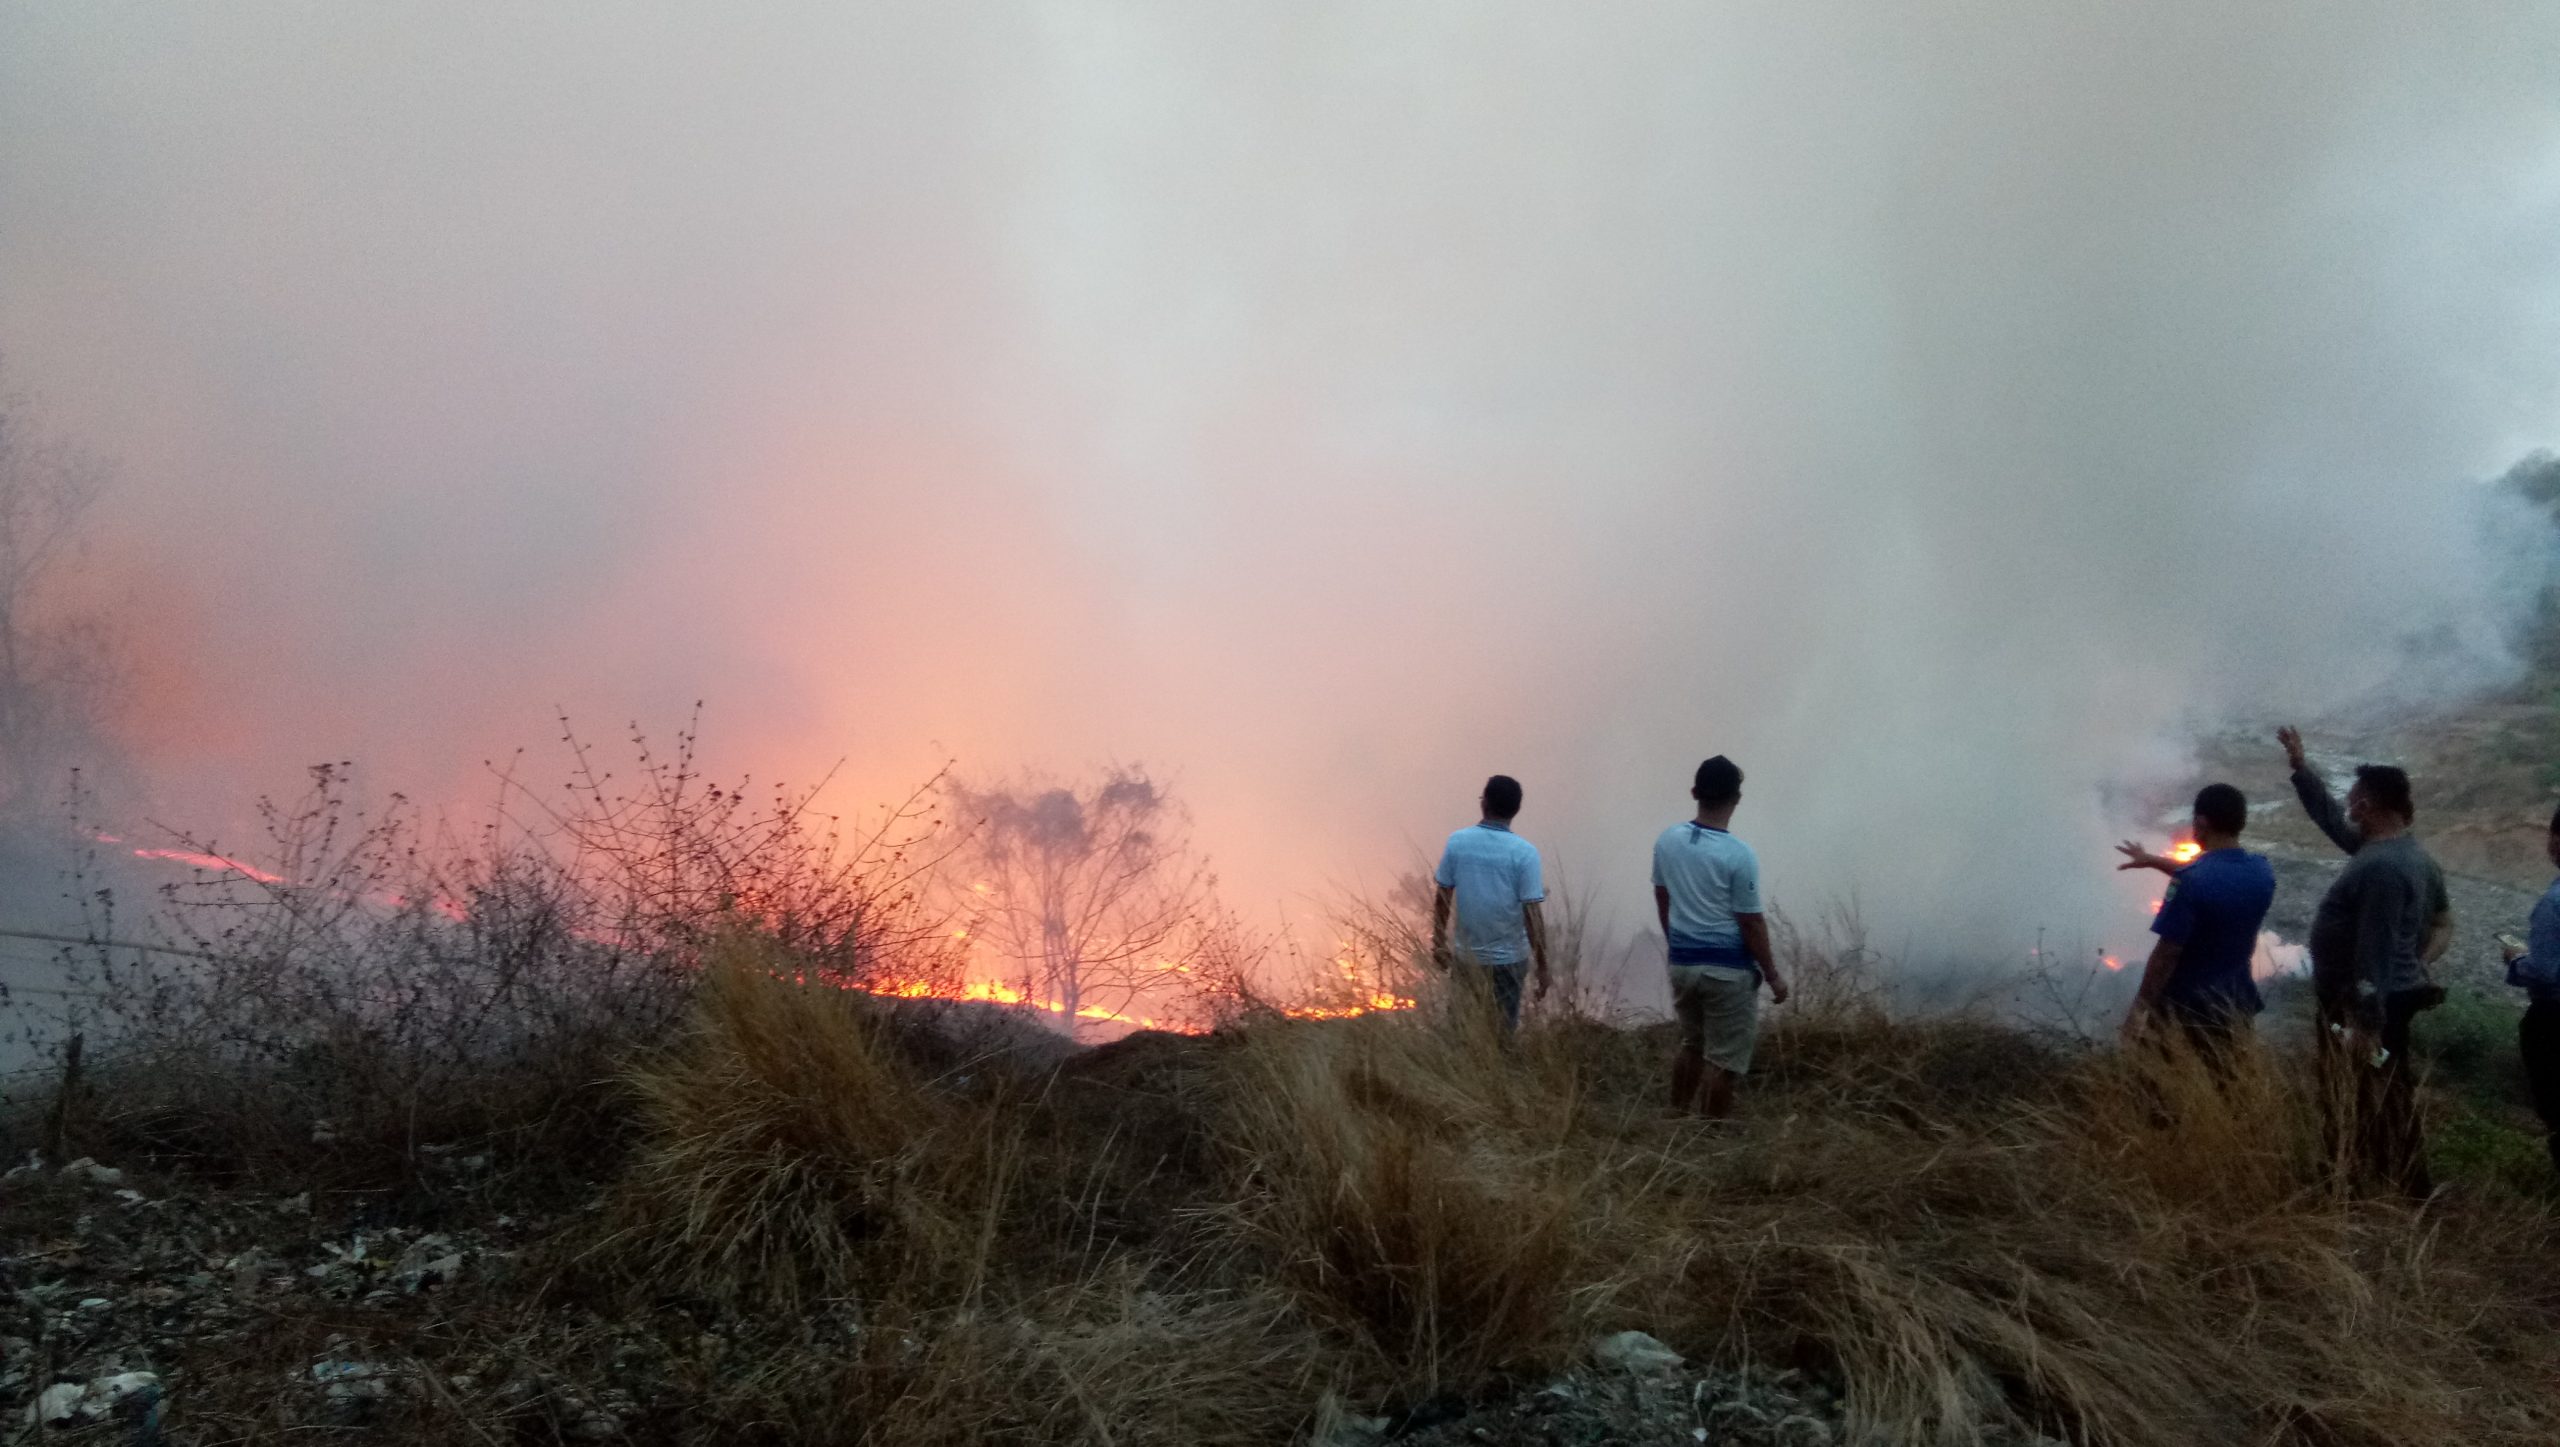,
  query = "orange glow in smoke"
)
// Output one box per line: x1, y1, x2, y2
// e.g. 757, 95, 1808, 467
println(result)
2166, 840, 2203, 864
126, 846, 287, 886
